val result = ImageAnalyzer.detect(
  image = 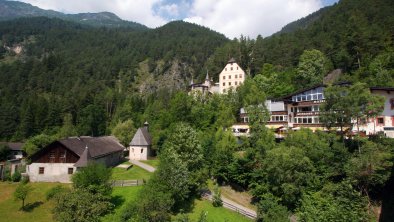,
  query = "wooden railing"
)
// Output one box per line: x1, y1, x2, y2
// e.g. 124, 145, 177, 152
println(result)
201, 191, 257, 220
110, 179, 143, 187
